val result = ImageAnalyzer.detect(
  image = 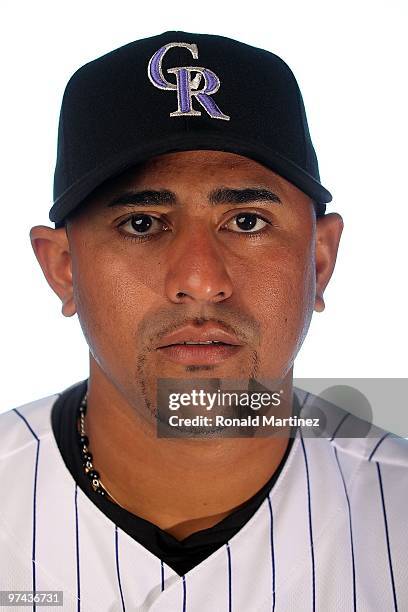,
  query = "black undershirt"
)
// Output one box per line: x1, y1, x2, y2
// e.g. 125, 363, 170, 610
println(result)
51, 379, 300, 576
